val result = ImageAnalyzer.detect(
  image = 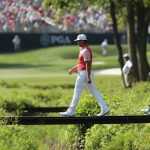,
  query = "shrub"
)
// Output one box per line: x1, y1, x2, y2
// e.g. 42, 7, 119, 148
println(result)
85, 124, 118, 150
63, 95, 100, 149
85, 123, 150, 150
0, 125, 41, 150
